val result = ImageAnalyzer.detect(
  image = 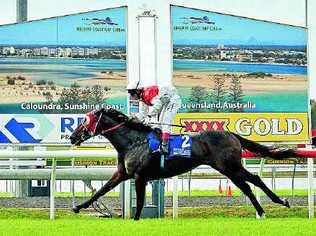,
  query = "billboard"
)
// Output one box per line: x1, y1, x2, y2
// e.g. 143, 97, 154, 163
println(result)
171, 5, 309, 142
0, 7, 127, 143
